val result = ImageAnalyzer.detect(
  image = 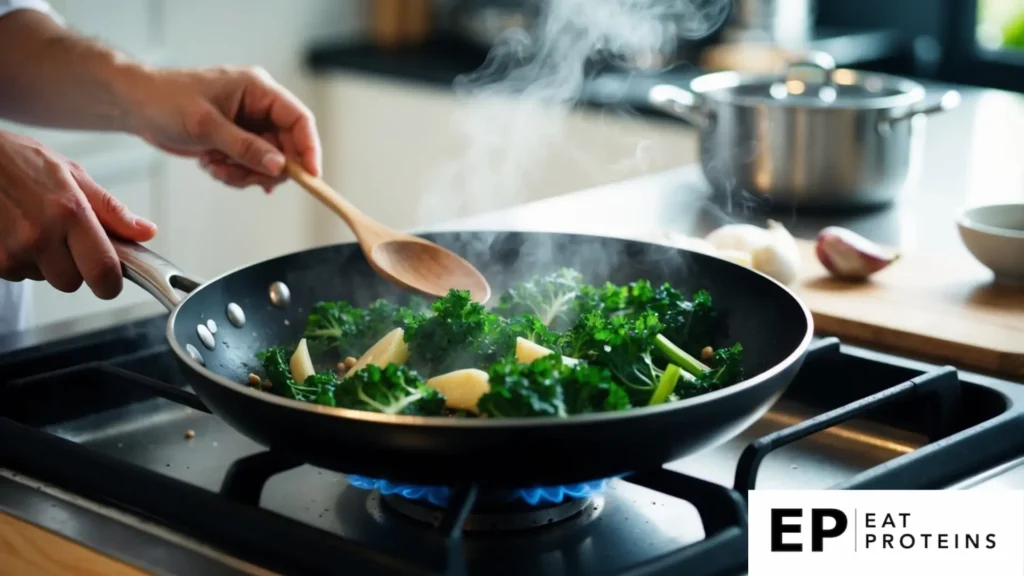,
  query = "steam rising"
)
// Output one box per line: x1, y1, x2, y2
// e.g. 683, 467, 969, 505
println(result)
422, 0, 730, 224
419, 0, 730, 288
